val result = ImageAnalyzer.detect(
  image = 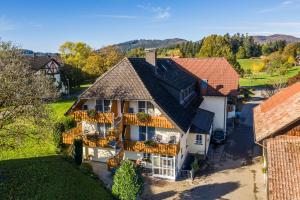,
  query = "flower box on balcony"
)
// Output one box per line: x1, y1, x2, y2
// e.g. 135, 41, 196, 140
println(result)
144, 140, 157, 147
136, 112, 151, 122
87, 109, 97, 117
